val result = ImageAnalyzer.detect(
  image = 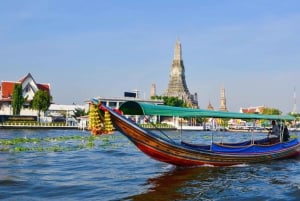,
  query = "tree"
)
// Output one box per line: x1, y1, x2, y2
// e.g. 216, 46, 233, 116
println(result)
163, 96, 186, 107
262, 107, 282, 115
31, 90, 52, 121
11, 84, 25, 115
73, 107, 86, 118
151, 96, 186, 107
